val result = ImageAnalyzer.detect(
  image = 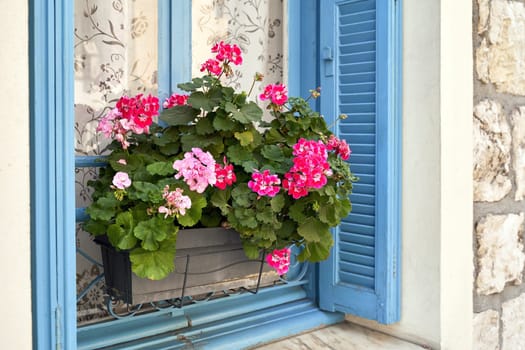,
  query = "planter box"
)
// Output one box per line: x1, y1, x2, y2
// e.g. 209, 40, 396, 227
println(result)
97, 227, 278, 304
